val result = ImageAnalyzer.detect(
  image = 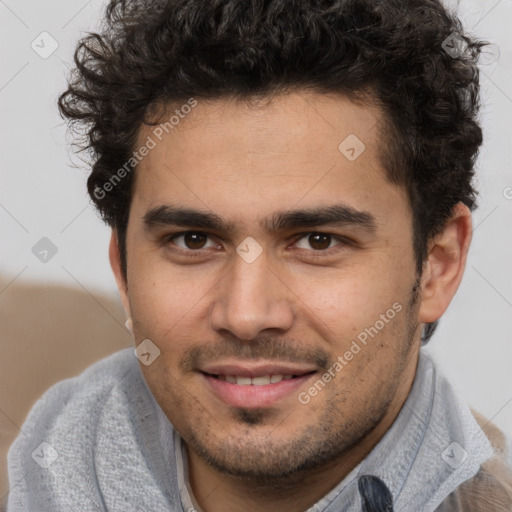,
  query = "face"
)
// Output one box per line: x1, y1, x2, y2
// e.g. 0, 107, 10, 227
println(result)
115, 92, 423, 480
